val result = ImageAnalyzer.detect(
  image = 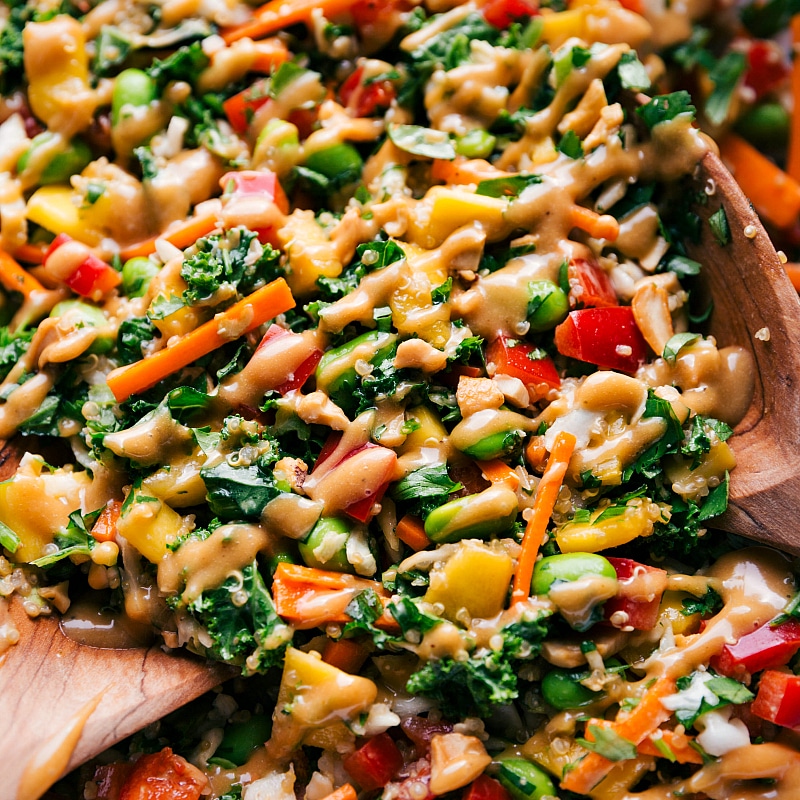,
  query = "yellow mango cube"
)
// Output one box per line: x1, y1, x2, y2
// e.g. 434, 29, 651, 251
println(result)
664, 441, 737, 502
116, 487, 187, 563
425, 540, 513, 621
26, 186, 104, 246
413, 188, 507, 247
